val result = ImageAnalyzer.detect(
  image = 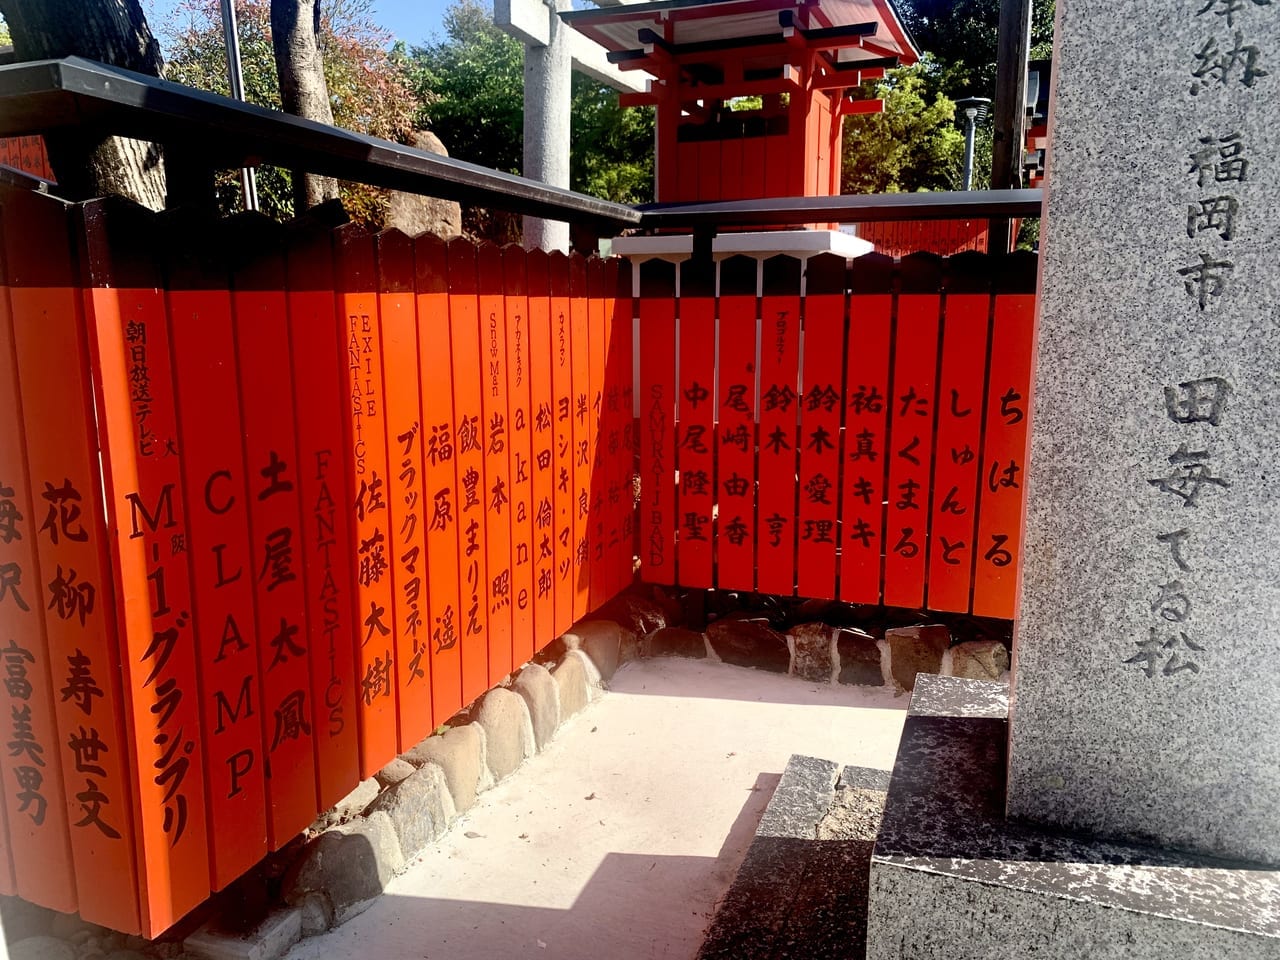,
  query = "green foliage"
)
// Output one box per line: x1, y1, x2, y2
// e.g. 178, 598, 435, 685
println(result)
896, 0, 1055, 100
841, 58, 966, 194
161, 0, 416, 223
570, 74, 653, 204
403, 0, 655, 234
402, 0, 525, 175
